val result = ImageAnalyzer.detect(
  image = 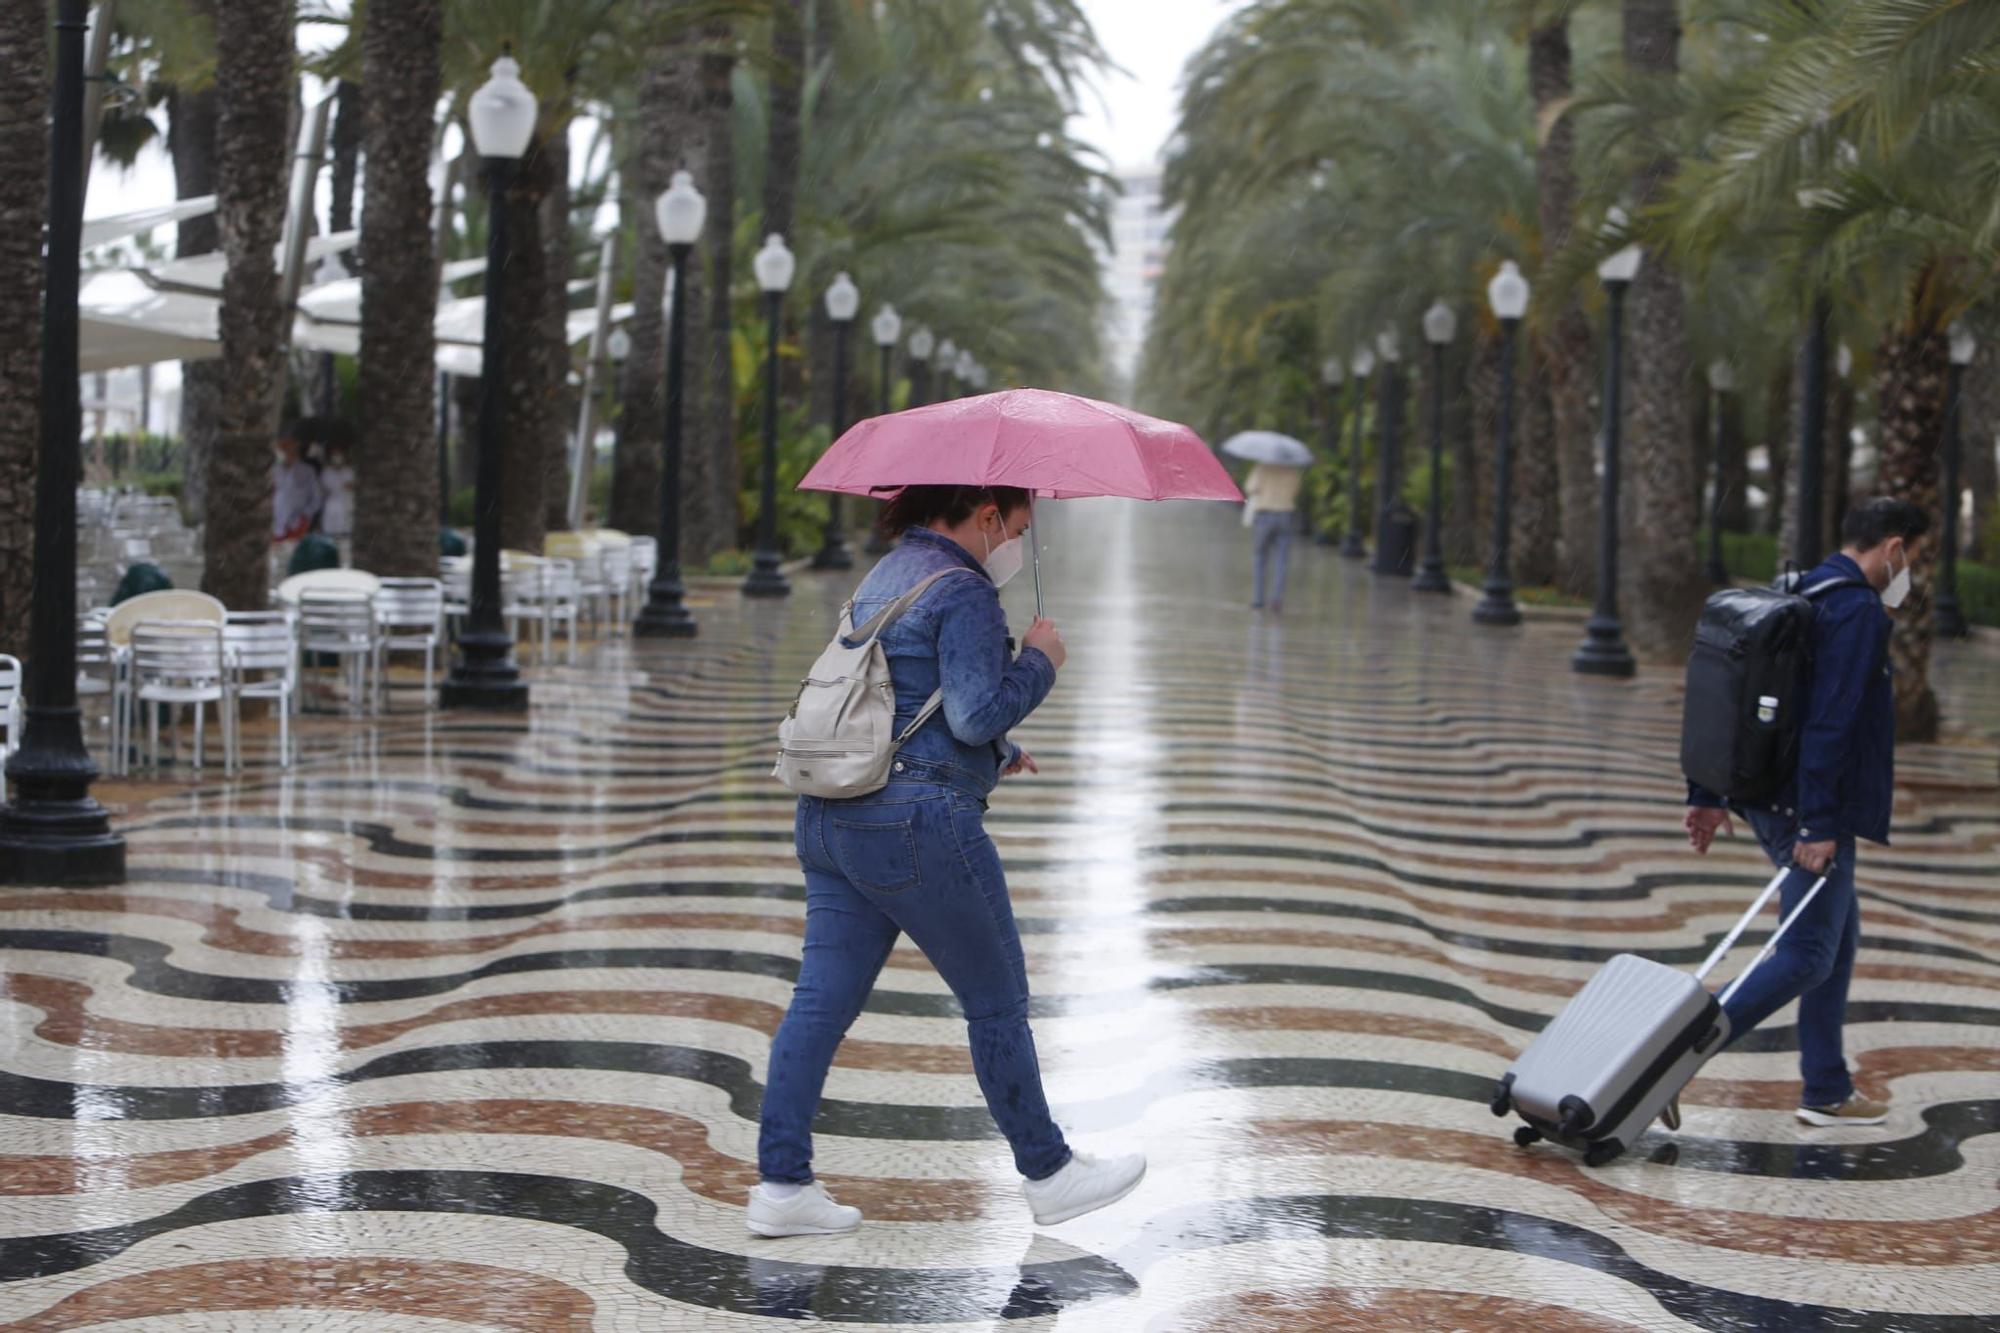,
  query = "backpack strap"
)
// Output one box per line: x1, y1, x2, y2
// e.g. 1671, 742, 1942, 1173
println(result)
849, 567, 981, 644
1800, 575, 1866, 600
